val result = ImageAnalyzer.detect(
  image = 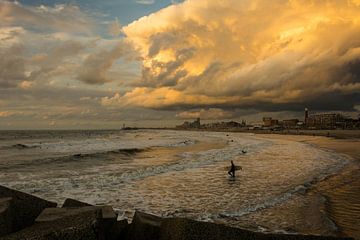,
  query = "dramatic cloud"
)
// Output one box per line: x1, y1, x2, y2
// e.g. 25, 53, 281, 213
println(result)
101, 87, 237, 109
0, 1, 96, 89
0, 1, 134, 88
0, 1, 143, 129
2, 0, 360, 129
111, 0, 360, 112
76, 41, 135, 85
27, 40, 88, 83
